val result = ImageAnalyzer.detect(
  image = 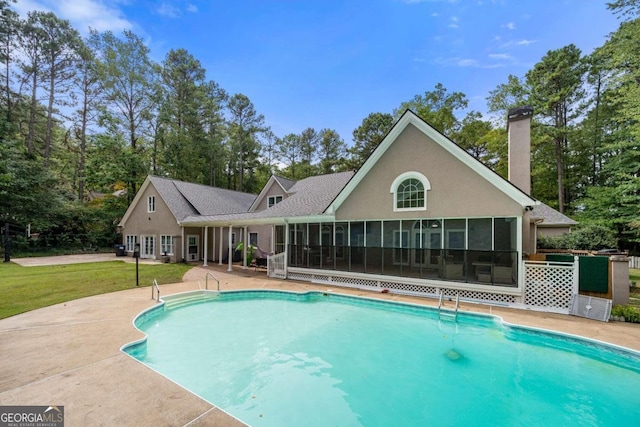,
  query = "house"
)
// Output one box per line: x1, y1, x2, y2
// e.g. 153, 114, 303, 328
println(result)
119, 108, 576, 305
117, 177, 256, 262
